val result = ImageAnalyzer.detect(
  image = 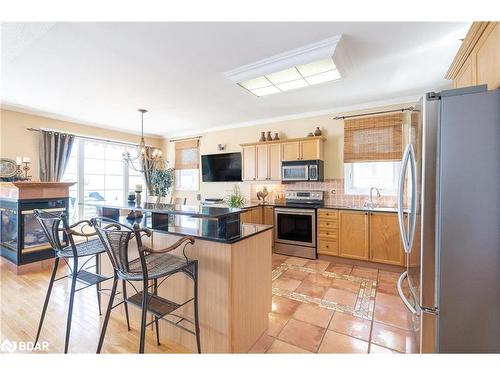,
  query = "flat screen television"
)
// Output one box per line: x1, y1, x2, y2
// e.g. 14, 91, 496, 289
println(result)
201, 152, 242, 182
